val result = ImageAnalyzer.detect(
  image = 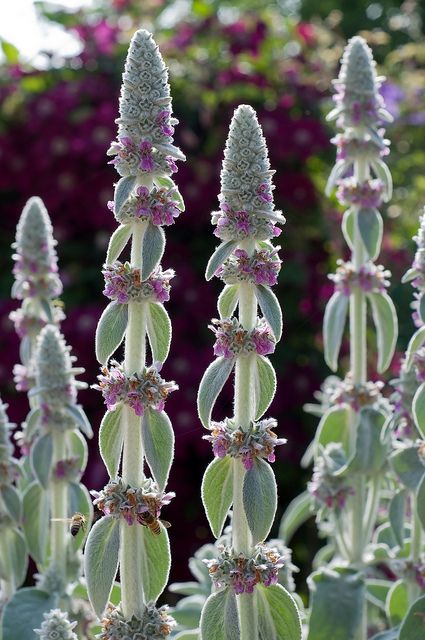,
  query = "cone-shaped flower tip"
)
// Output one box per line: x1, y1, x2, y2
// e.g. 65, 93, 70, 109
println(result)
15, 196, 55, 250
340, 36, 377, 95
220, 104, 278, 218
35, 325, 77, 403
34, 609, 78, 640
108, 29, 185, 178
